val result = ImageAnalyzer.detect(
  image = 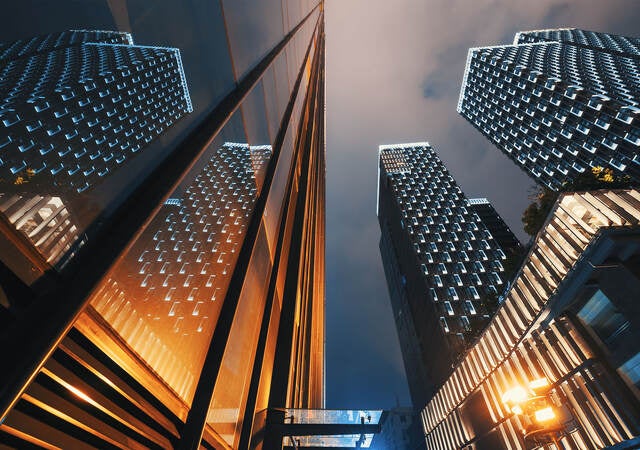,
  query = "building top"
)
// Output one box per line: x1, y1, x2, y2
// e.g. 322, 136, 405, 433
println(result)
378, 142, 508, 338
466, 197, 490, 205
